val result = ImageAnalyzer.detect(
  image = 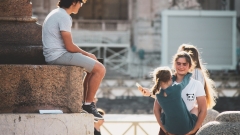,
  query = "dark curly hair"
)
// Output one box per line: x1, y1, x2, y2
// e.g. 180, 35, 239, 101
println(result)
58, 0, 87, 8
